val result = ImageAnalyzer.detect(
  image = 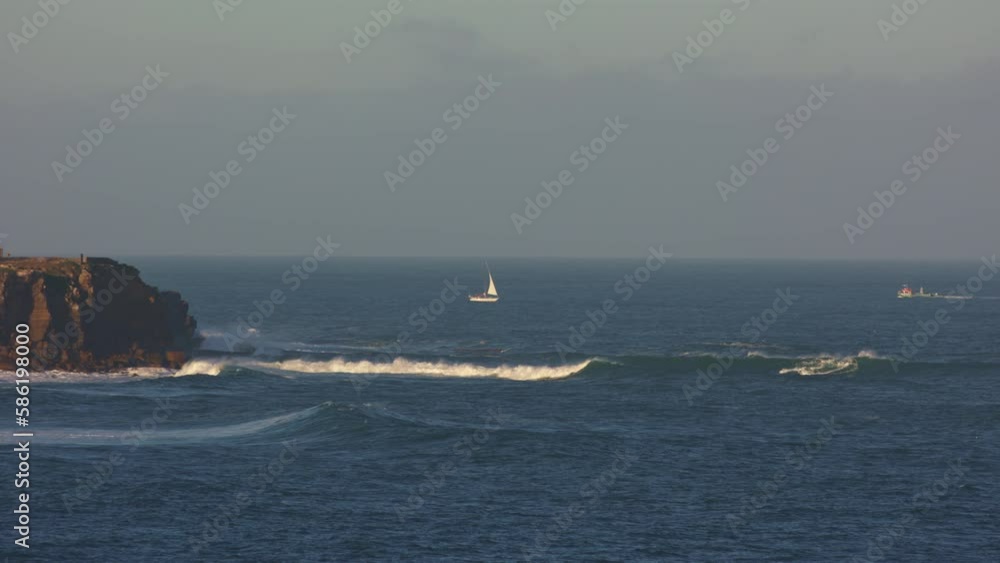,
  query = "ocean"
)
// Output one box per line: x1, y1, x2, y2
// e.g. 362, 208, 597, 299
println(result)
7, 257, 999, 562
